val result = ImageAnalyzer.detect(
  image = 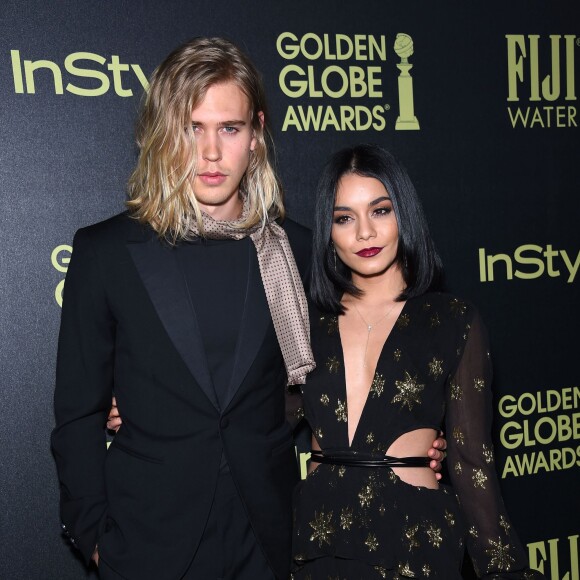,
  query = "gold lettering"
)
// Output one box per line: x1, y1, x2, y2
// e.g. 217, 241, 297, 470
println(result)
302, 33, 323, 60
51, 245, 73, 273
544, 245, 561, 277
354, 34, 367, 60
529, 35, 541, 101
542, 35, 562, 101
65, 52, 109, 97
506, 35, 526, 102
55, 279, 65, 308
500, 421, 524, 449
277, 32, 300, 59
11, 50, 24, 93
499, 394, 518, 418
570, 535, 579, 580
108, 55, 132, 97
24, 57, 64, 94
321, 65, 348, 98
565, 36, 577, 100
560, 250, 580, 283
367, 66, 382, 97
335, 34, 353, 60
486, 252, 513, 281
371, 105, 386, 130
279, 65, 308, 98
131, 64, 149, 91
320, 105, 340, 130
514, 244, 544, 279
281, 105, 302, 131
299, 451, 311, 480
528, 539, 548, 574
